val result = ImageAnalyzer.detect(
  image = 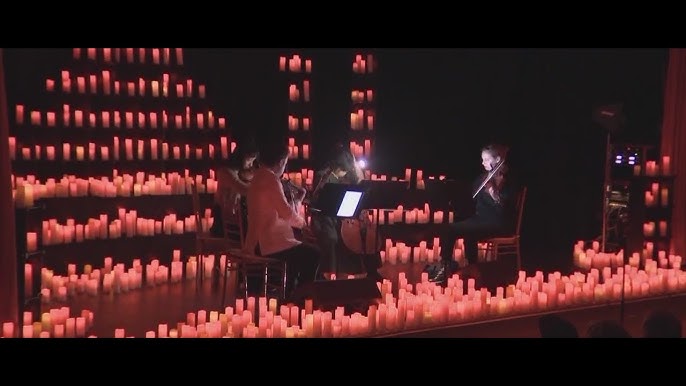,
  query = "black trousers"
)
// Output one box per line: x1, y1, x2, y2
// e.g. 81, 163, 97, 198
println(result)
264, 243, 320, 293
310, 215, 340, 273
439, 216, 509, 264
